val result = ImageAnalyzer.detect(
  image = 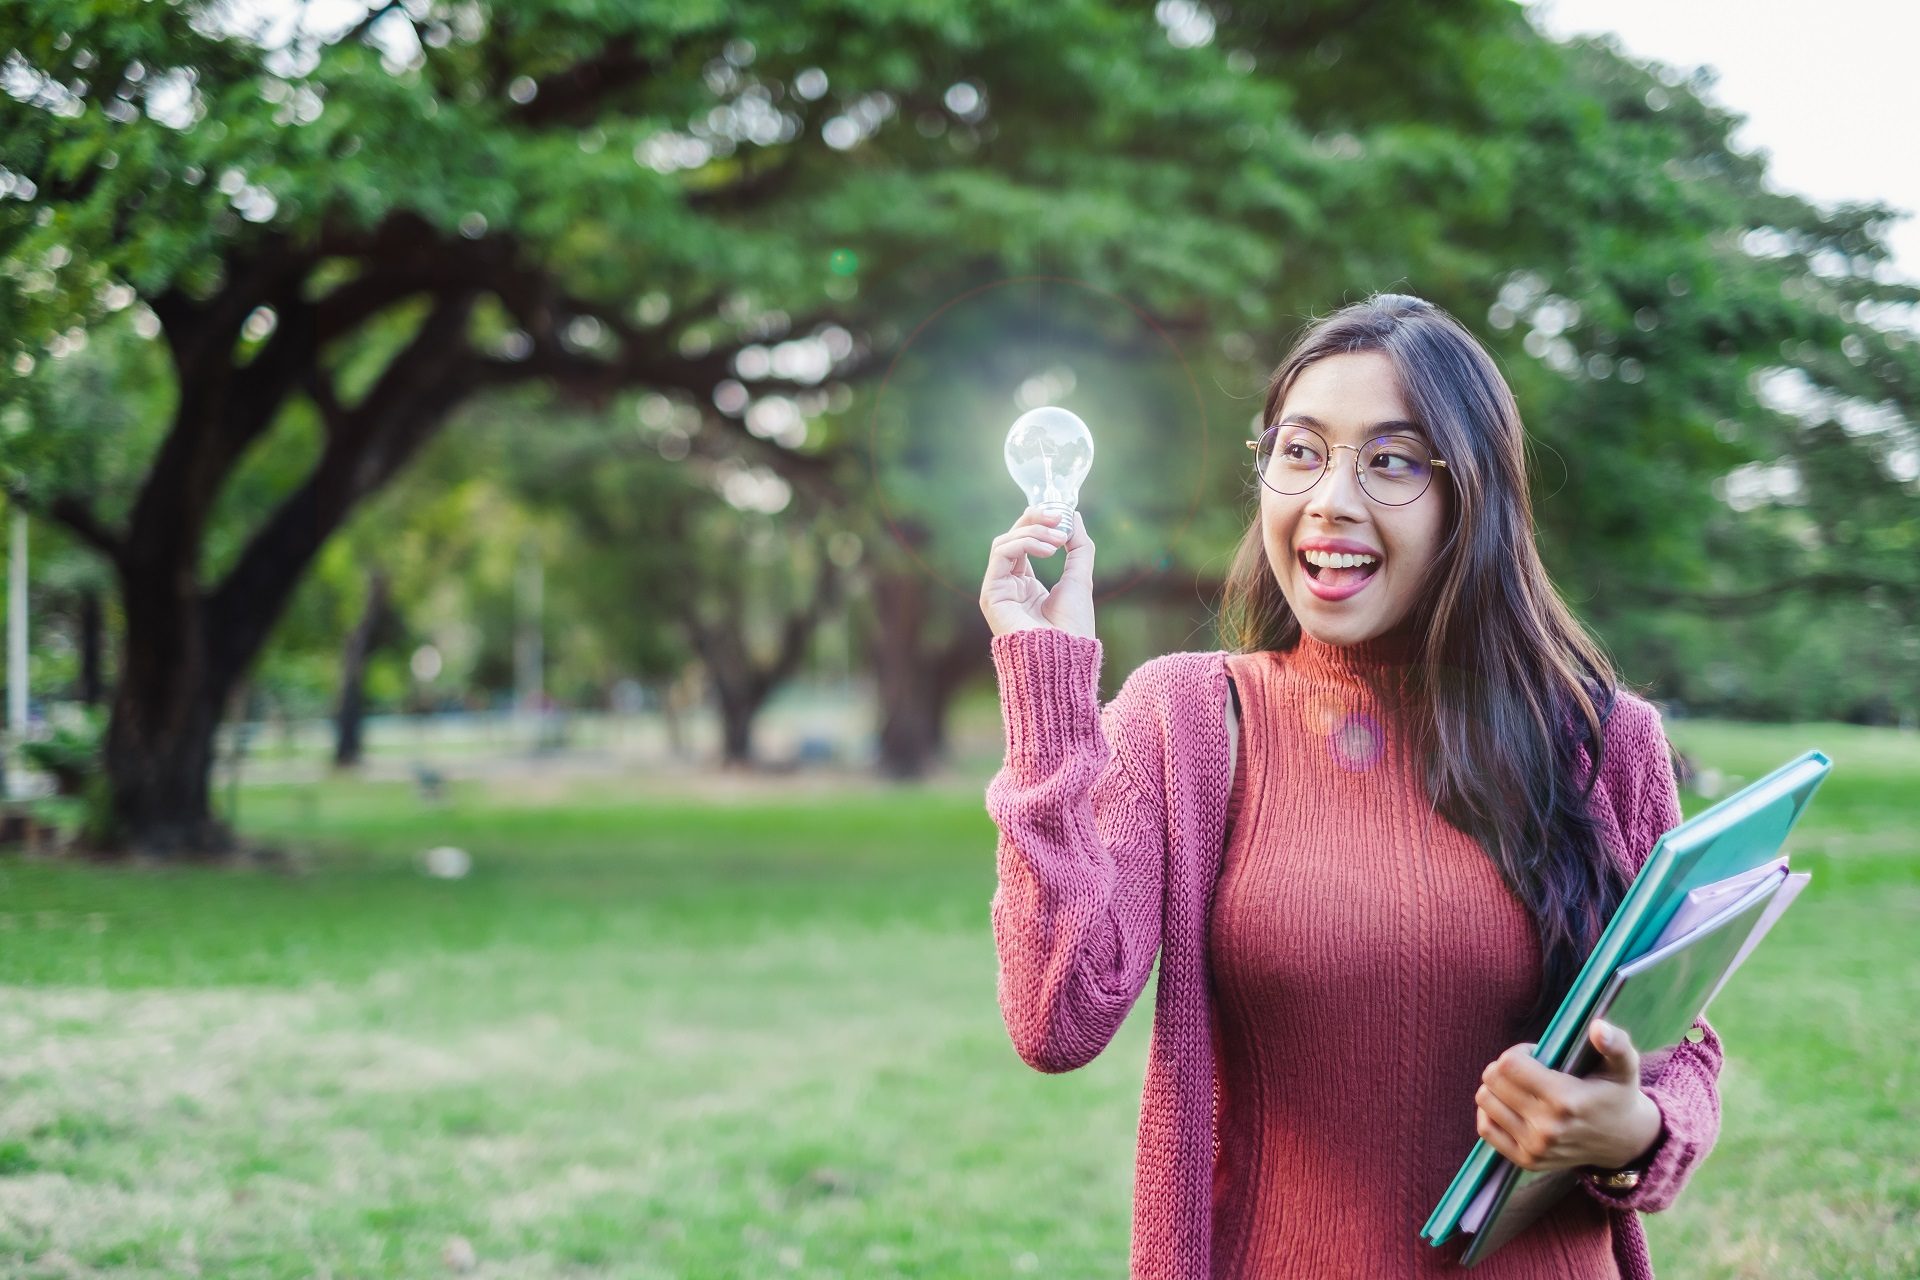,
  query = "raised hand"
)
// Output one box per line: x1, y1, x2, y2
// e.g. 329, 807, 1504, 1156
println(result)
979, 506, 1096, 640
